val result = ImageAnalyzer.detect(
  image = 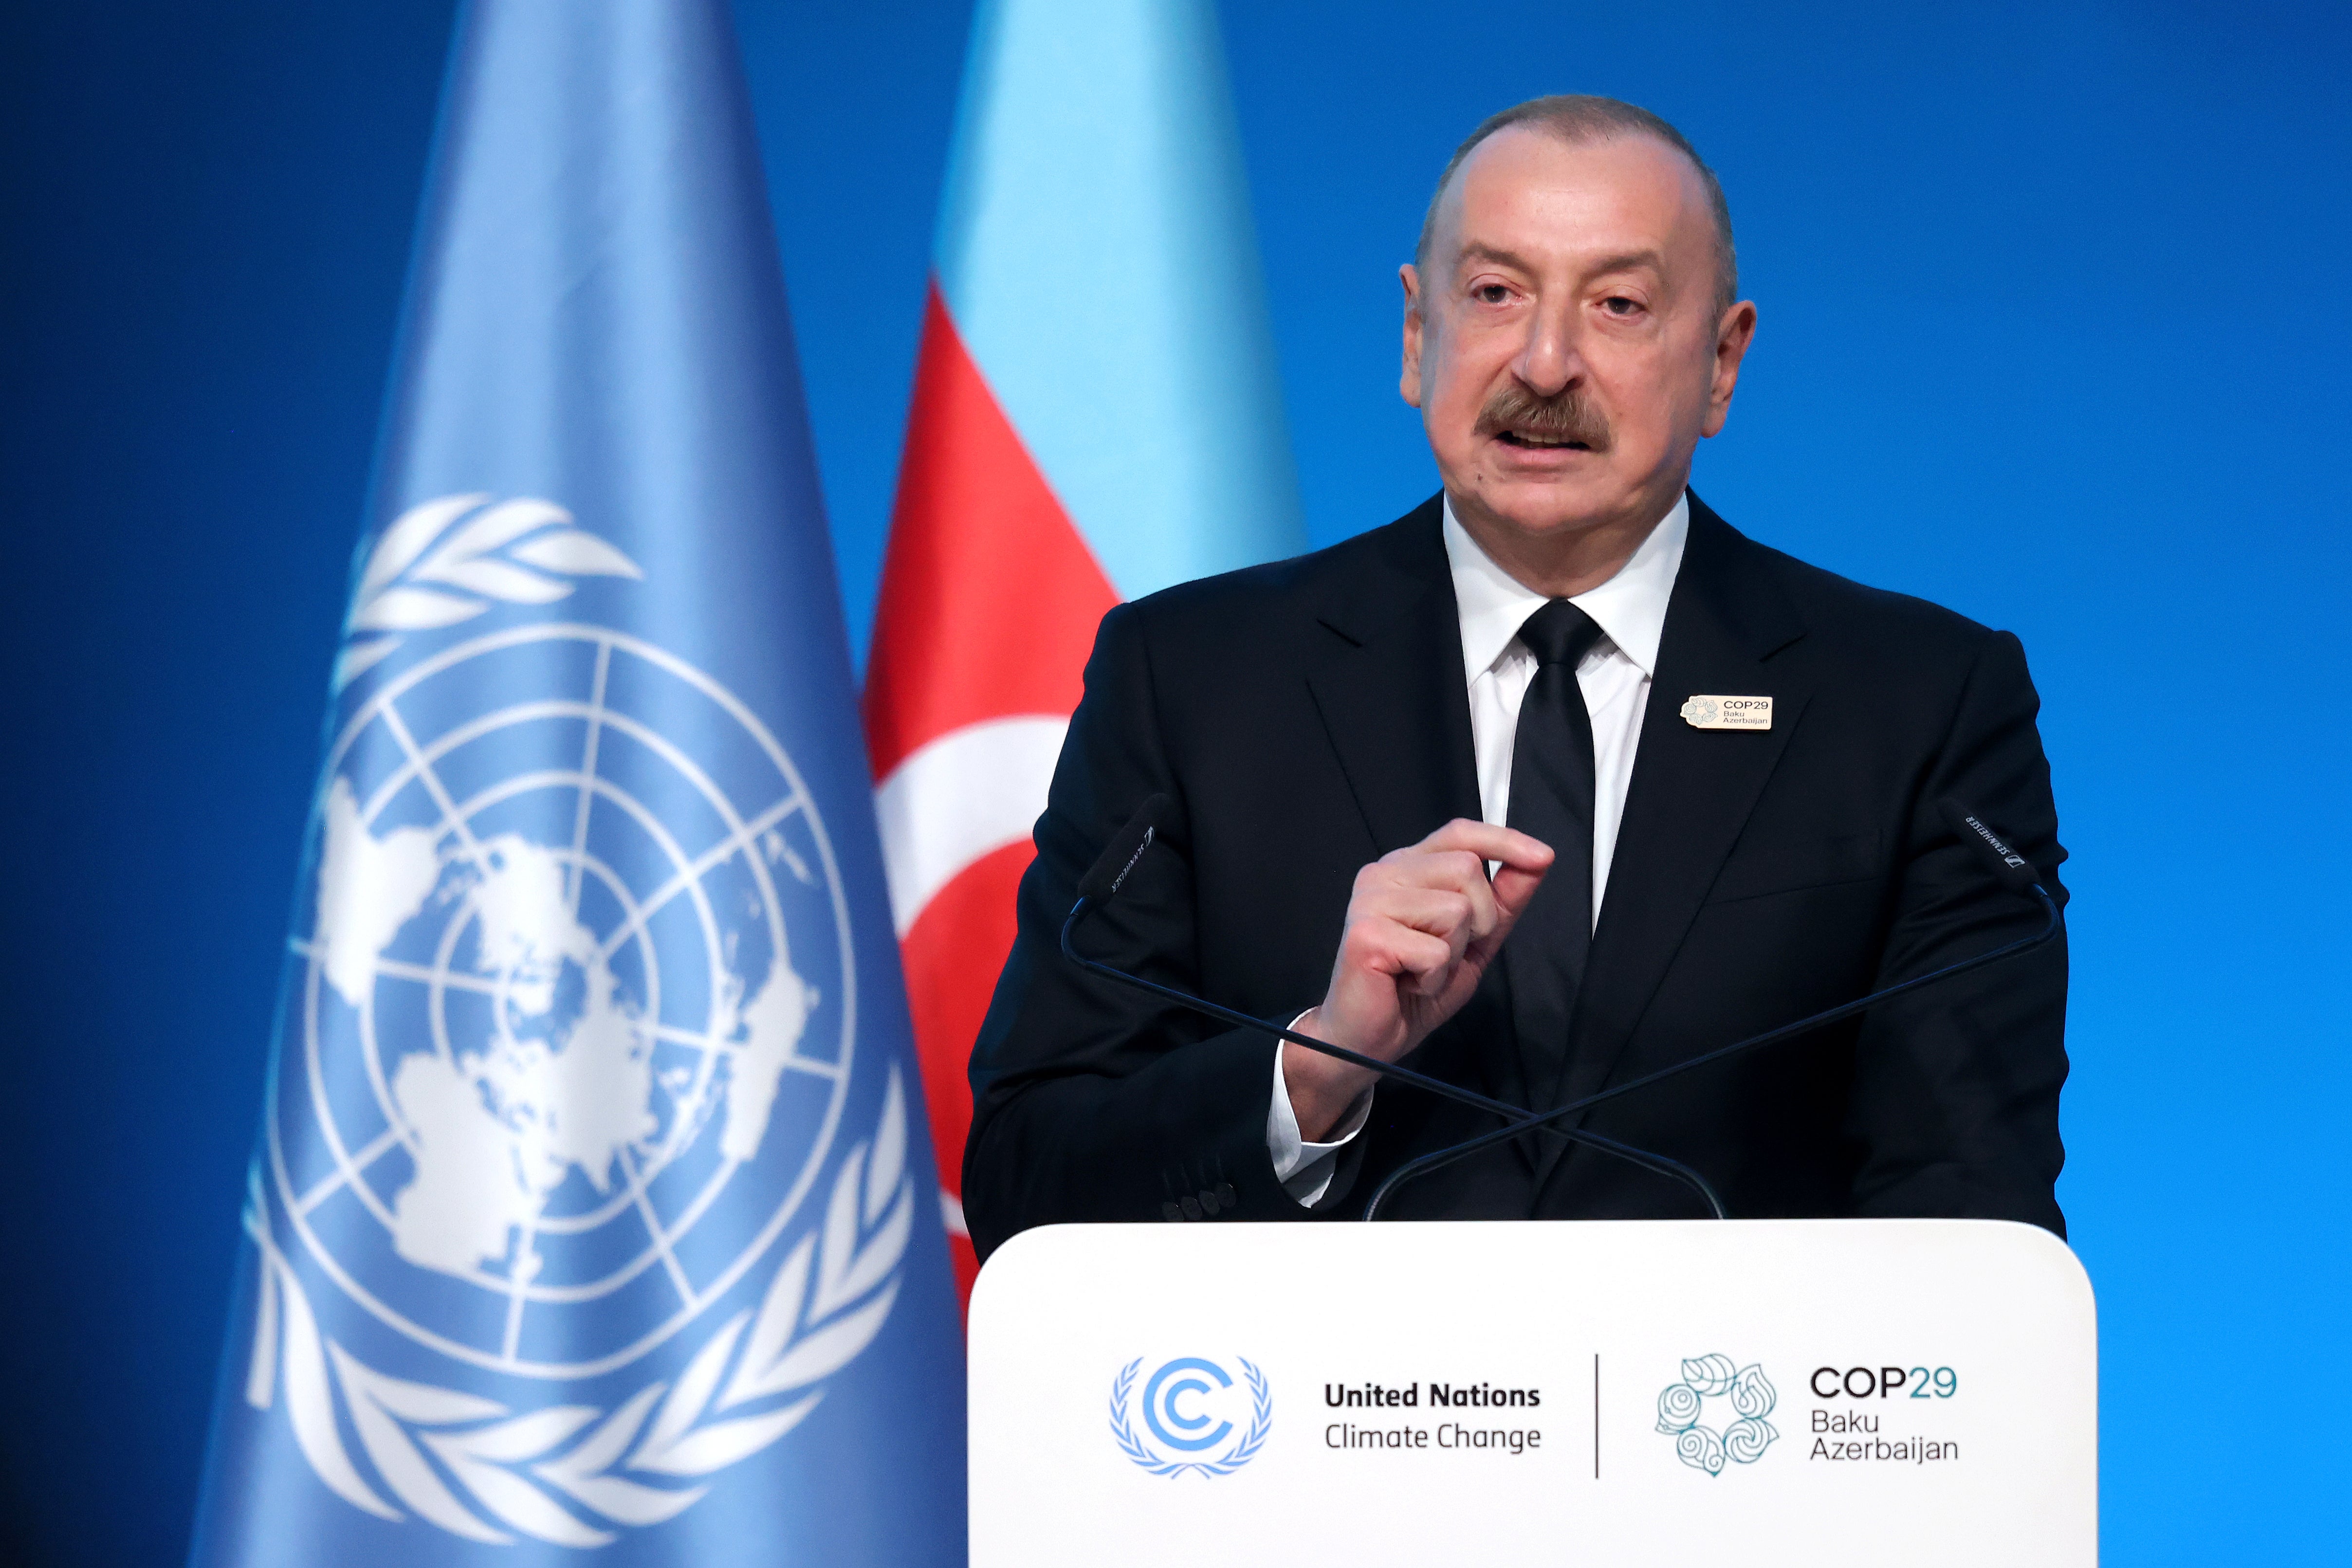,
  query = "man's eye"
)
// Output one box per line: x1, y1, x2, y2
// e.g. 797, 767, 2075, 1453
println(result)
1474, 284, 1511, 305
1601, 295, 1640, 315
